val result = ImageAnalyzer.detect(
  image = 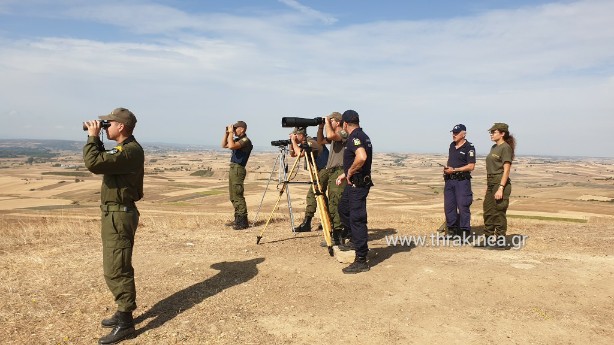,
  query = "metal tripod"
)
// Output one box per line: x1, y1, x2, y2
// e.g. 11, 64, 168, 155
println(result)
256, 145, 334, 256
253, 145, 298, 232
